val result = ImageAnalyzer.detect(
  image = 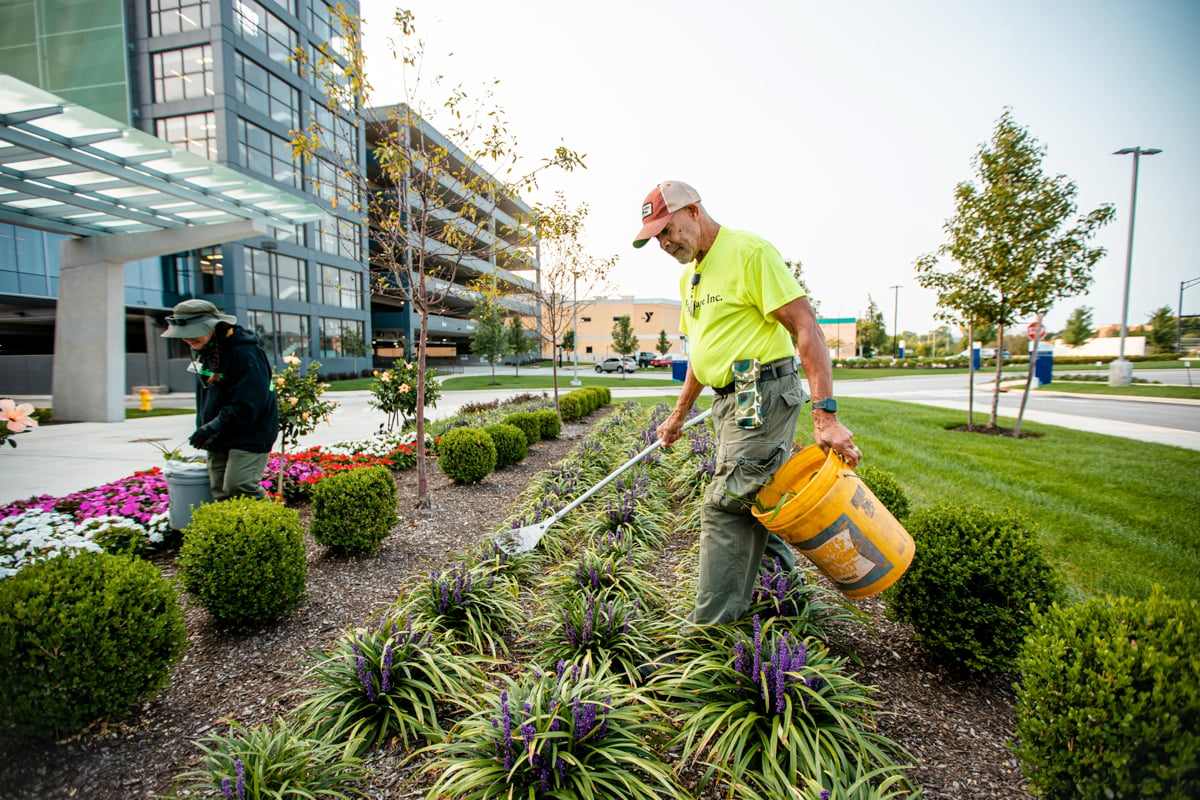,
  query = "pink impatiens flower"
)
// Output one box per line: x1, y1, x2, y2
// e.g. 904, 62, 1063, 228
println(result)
1, 399, 39, 433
